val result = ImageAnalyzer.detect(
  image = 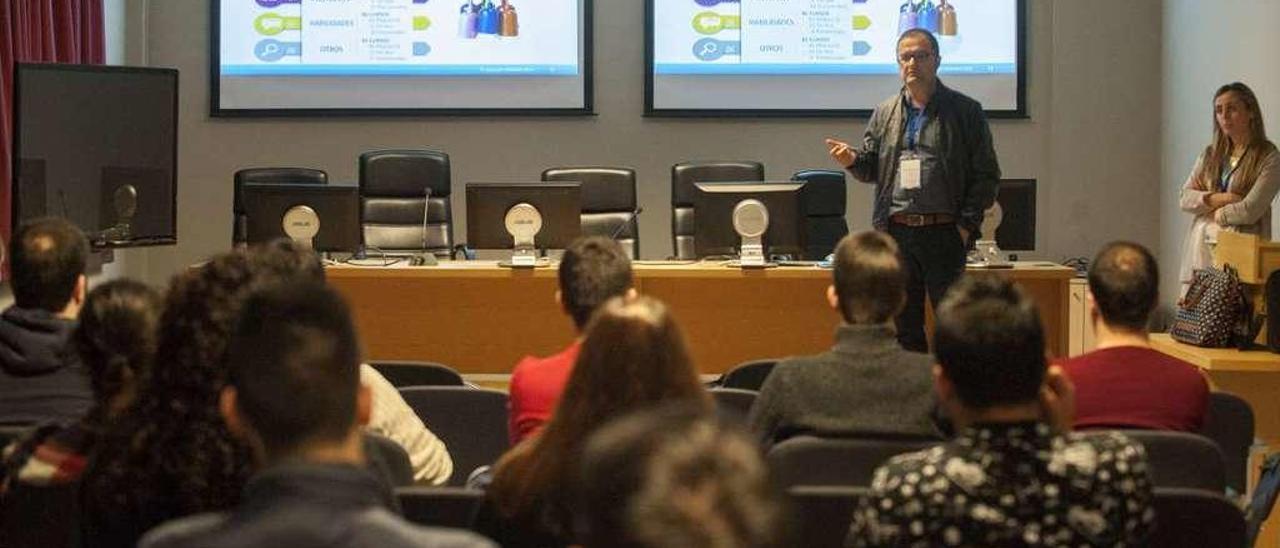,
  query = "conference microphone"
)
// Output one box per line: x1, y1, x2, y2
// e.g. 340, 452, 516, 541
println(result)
610, 206, 643, 240
421, 184, 433, 253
